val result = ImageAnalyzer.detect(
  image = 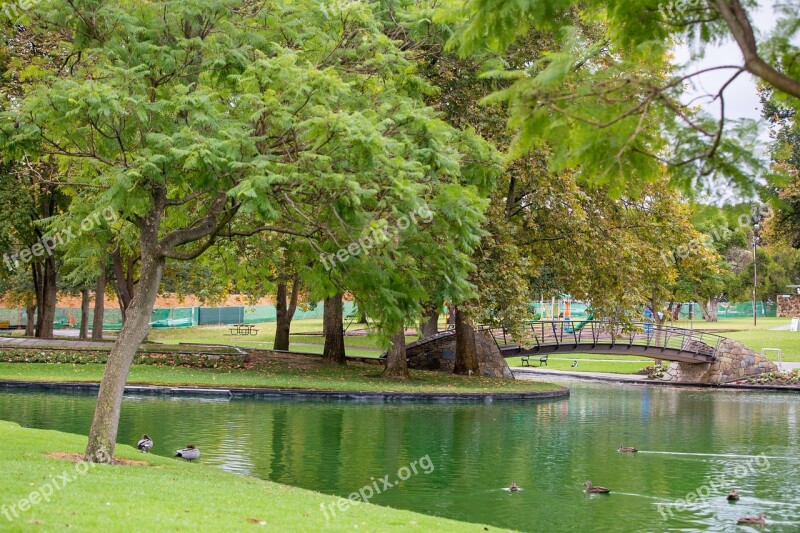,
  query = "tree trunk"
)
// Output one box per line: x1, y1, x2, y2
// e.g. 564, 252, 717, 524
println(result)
112, 248, 134, 323
703, 299, 719, 322
85, 243, 164, 462
358, 308, 368, 324
92, 269, 106, 340
273, 277, 299, 351
419, 306, 439, 338
668, 302, 682, 321
79, 288, 90, 339
25, 302, 35, 336
33, 256, 57, 339
453, 308, 479, 375
322, 292, 346, 364
447, 304, 456, 327
651, 298, 666, 366
382, 328, 409, 379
